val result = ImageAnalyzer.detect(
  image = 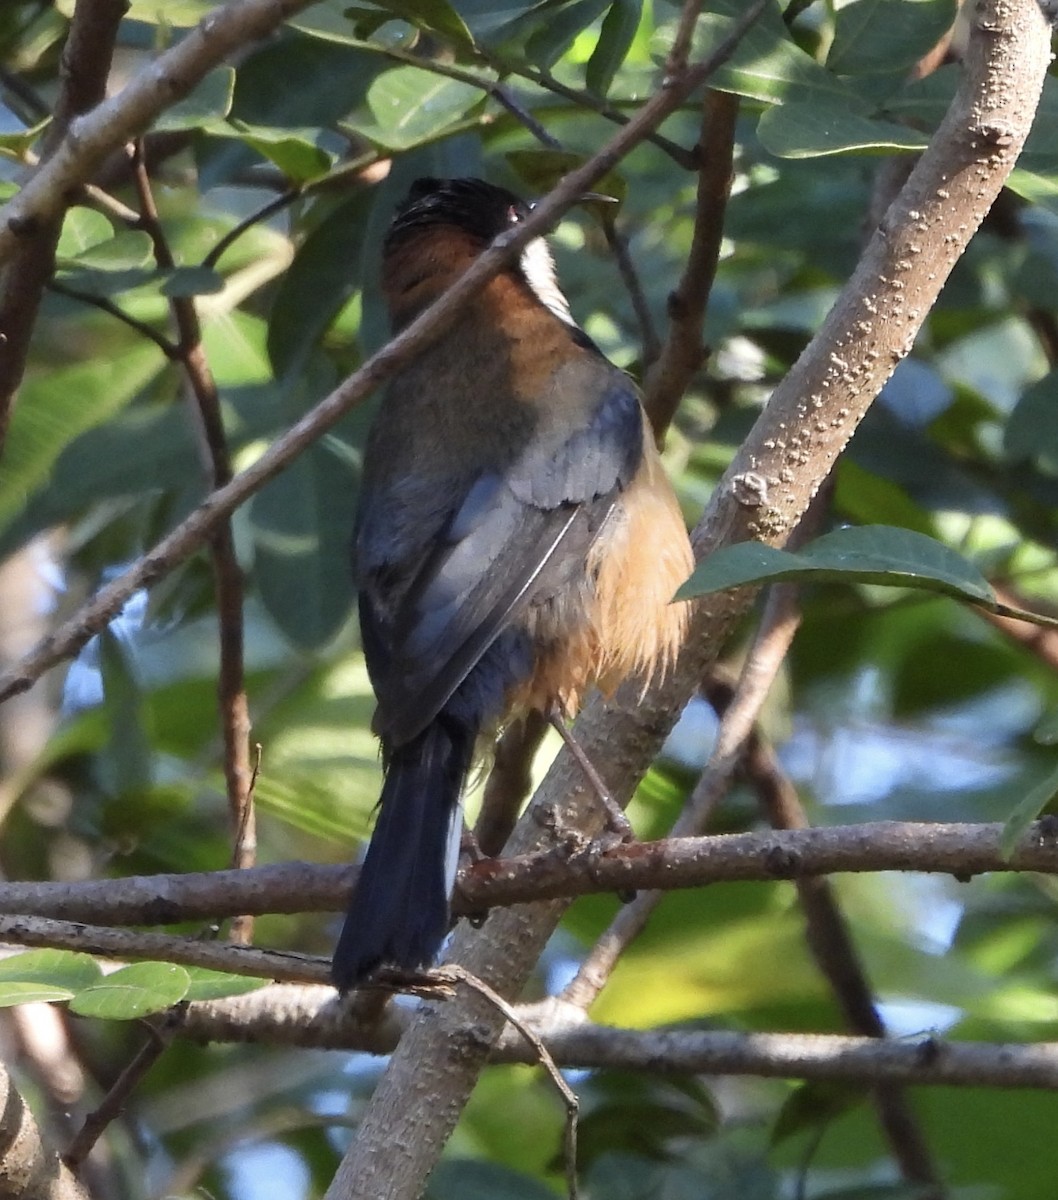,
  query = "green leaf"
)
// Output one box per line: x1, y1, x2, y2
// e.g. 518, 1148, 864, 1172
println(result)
1005, 168, 1058, 218
678, 525, 995, 606
1005, 371, 1058, 466
0, 117, 50, 157
56, 264, 224, 299
426, 1160, 558, 1200
69, 962, 190, 1020
56, 207, 114, 258
506, 148, 626, 206
371, 0, 475, 48
583, 1153, 714, 1200
828, 0, 958, 76
999, 761, 1058, 860
364, 66, 482, 149
670, 1, 860, 108
0, 982, 78, 1006
59, 229, 155, 270
181, 967, 268, 1002
757, 102, 928, 159
0, 343, 168, 533
160, 266, 227, 297
153, 67, 235, 132
213, 119, 335, 183
104, 0, 217, 24
250, 439, 360, 650
253, 769, 376, 842
771, 1080, 866, 1144
524, 0, 610, 71
267, 190, 373, 377
1033, 709, 1058, 746
586, 0, 642, 96
100, 629, 153, 797
0, 949, 102, 990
